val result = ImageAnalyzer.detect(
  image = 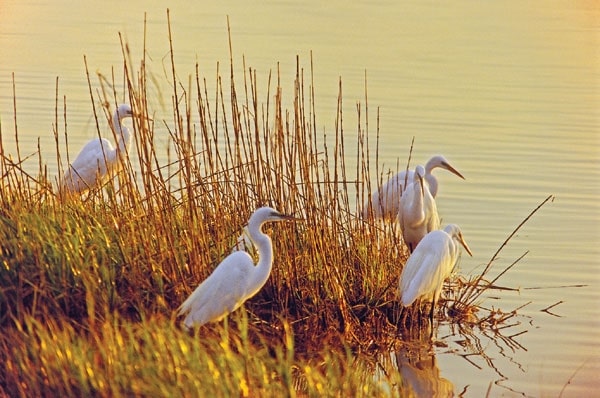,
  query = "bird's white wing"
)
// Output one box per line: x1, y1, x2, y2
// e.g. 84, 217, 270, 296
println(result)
365, 170, 413, 219
64, 138, 114, 192
179, 251, 255, 328
71, 138, 114, 171
400, 248, 440, 306
378, 175, 401, 217
400, 230, 453, 306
